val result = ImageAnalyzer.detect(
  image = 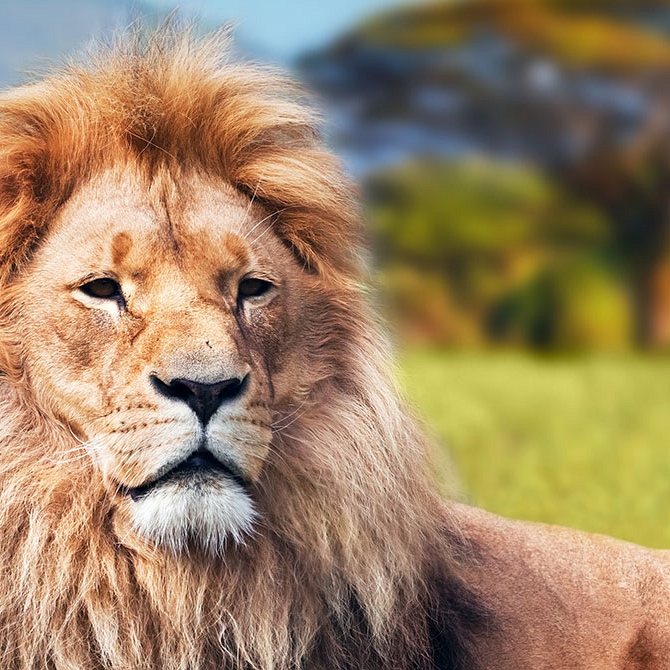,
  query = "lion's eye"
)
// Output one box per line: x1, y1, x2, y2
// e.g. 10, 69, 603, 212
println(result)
79, 278, 123, 300
238, 278, 272, 300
